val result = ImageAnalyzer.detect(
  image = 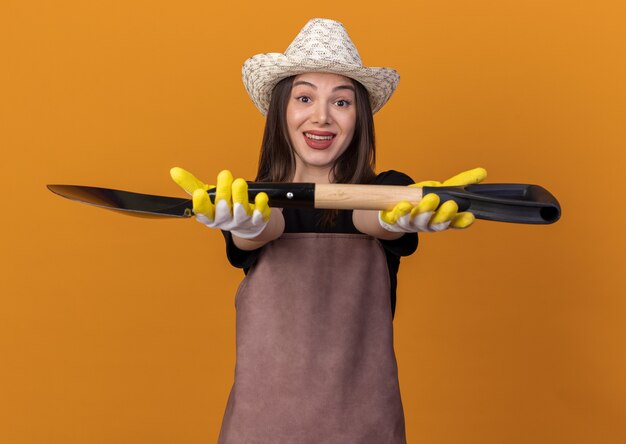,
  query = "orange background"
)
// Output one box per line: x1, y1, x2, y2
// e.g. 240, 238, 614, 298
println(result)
1, 1, 625, 443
